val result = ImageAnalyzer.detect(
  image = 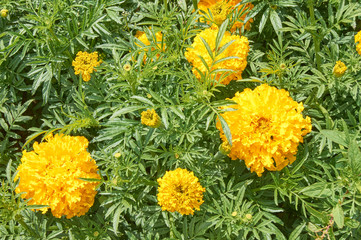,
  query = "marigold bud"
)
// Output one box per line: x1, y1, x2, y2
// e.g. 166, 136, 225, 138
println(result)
219, 141, 232, 155
245, 213, 252, 220
114, 152, 121, 158
123, 63, 131, 71
93, 231, 99, 237
231, 211, 237, 216
1, 9, 8, 18
333, 61, 347, 77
